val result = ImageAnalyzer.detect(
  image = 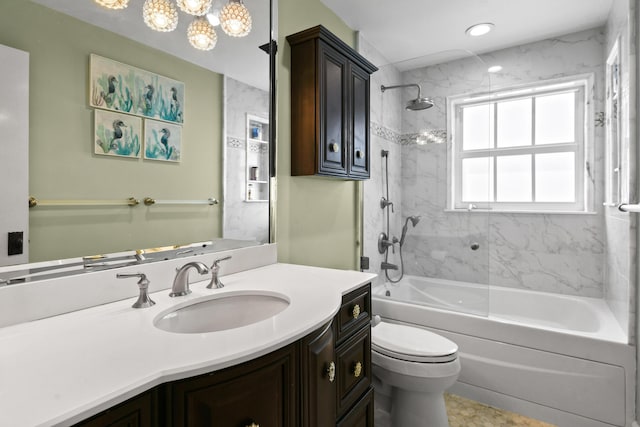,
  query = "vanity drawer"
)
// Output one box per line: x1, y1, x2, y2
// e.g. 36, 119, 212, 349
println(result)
336, 283, 371, 344
336, 325, 371, 417
337, 387, 374, 427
